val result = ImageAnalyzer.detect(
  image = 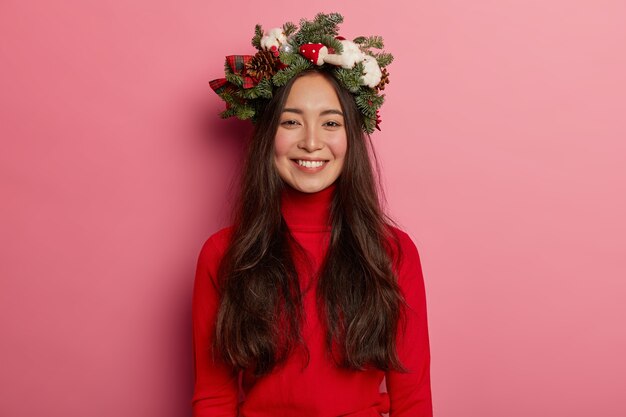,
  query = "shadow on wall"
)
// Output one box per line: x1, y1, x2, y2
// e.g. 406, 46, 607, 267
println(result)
170, 100, 252, 414
197, 100, 253, 225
